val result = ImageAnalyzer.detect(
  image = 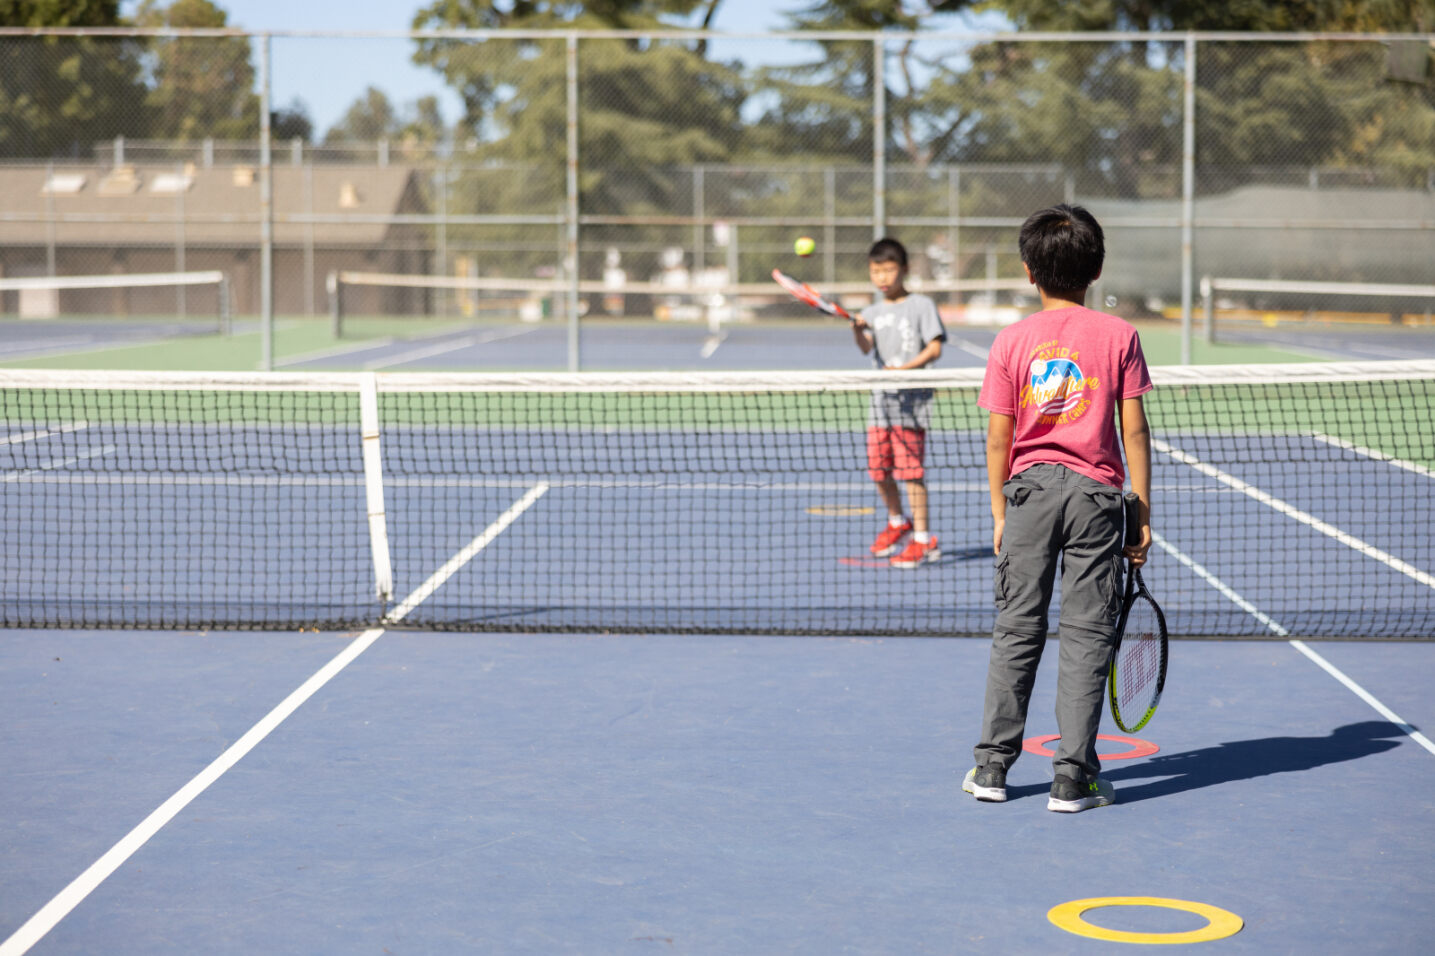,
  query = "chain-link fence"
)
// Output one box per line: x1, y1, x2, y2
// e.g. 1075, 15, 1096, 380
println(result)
1, 28, 1431, 367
